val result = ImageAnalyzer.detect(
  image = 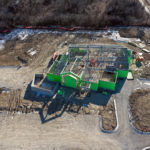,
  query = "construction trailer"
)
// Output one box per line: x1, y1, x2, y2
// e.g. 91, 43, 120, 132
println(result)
47, 45, 132, 91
